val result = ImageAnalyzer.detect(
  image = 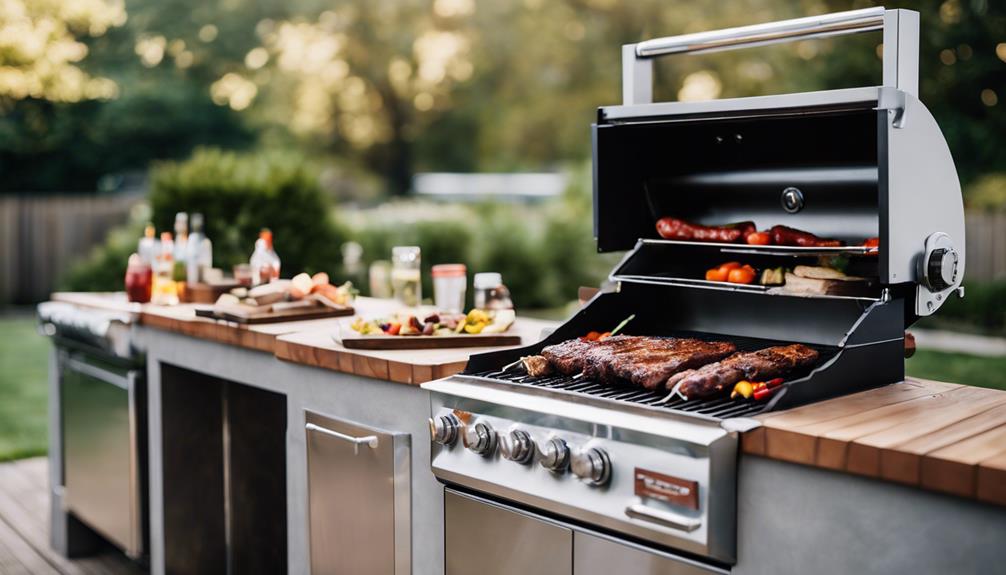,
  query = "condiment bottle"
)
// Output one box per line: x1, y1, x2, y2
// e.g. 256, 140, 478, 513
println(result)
473, 272, 513, 311
152, 232, 179, 305
250, 228, 281, 285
